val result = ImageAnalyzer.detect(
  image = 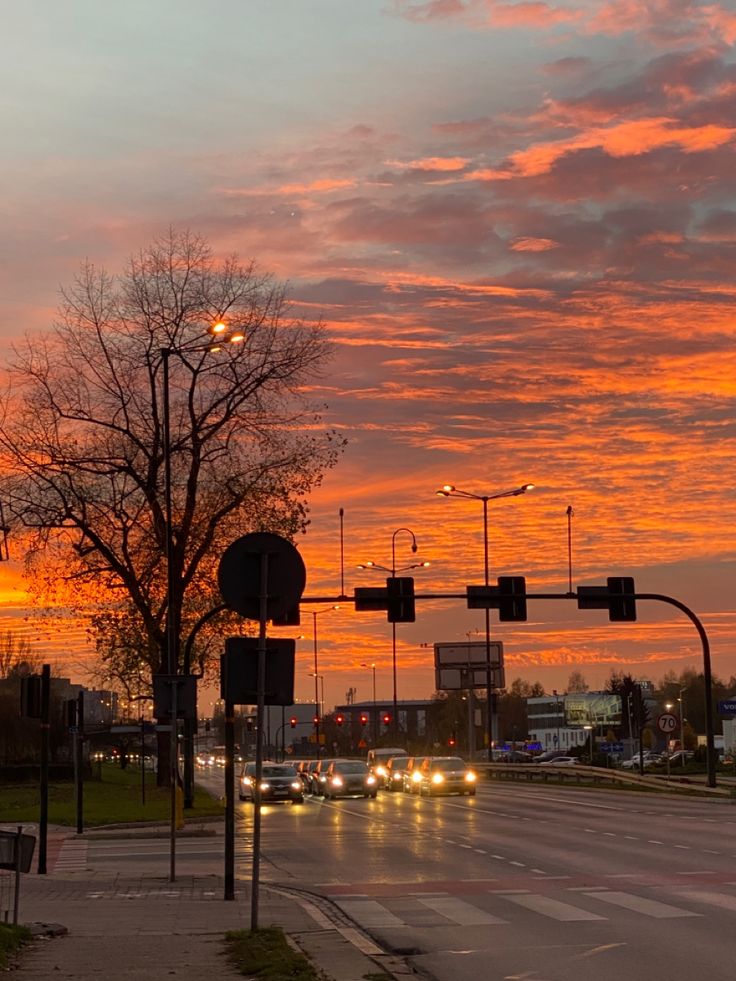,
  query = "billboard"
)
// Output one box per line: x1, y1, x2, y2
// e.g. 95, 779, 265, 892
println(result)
434, 641, 505, 692
564, 692, 621, 727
